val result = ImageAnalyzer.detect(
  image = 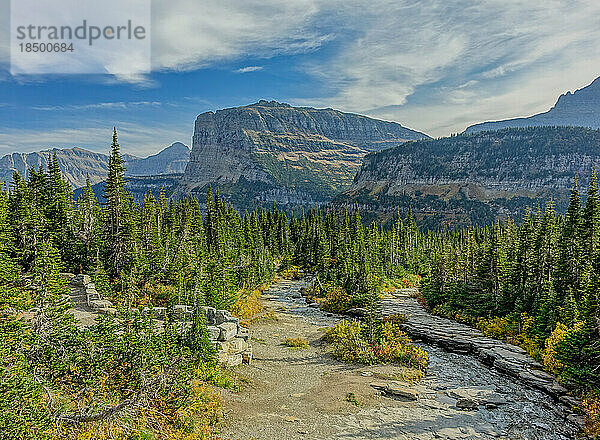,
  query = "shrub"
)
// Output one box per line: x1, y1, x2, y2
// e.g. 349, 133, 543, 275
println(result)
543, 322, 568, 374
324, 320, 428, 372
374, 321, 428, 370
321, 286, 354, 314
231, 286, 265, 321
283, 337, 309, 349
280, 266, 302, 280
324, 320, 377, 364
582, 395, 600, 438
476, 313, 543, 360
